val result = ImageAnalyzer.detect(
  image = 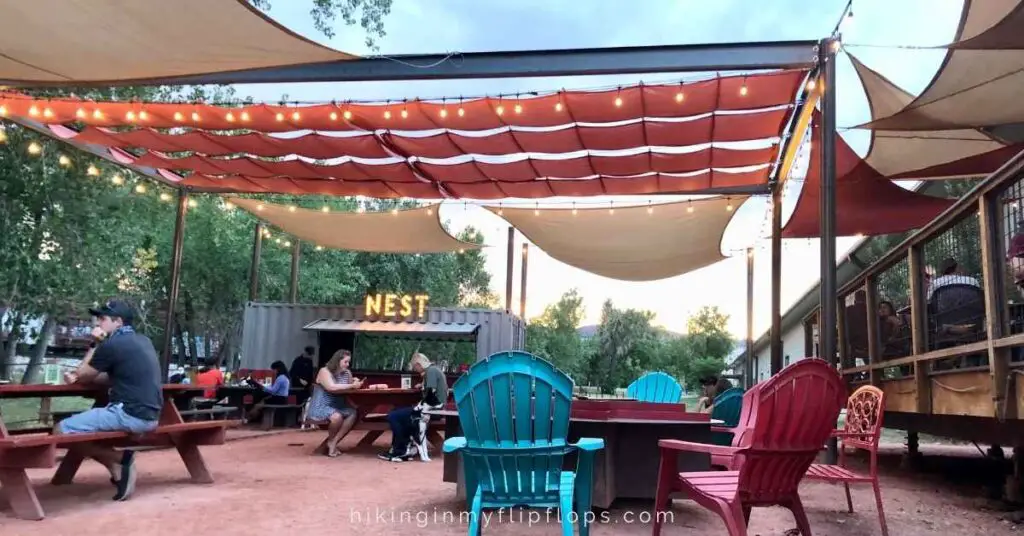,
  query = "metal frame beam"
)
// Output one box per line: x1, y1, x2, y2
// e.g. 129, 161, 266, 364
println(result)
9, 41, 820, 87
